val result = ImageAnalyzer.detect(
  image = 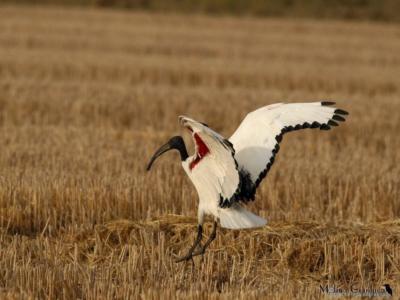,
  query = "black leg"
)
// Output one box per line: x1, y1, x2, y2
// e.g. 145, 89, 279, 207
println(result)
175, 224, 203, 263
191, 221, 217, 258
